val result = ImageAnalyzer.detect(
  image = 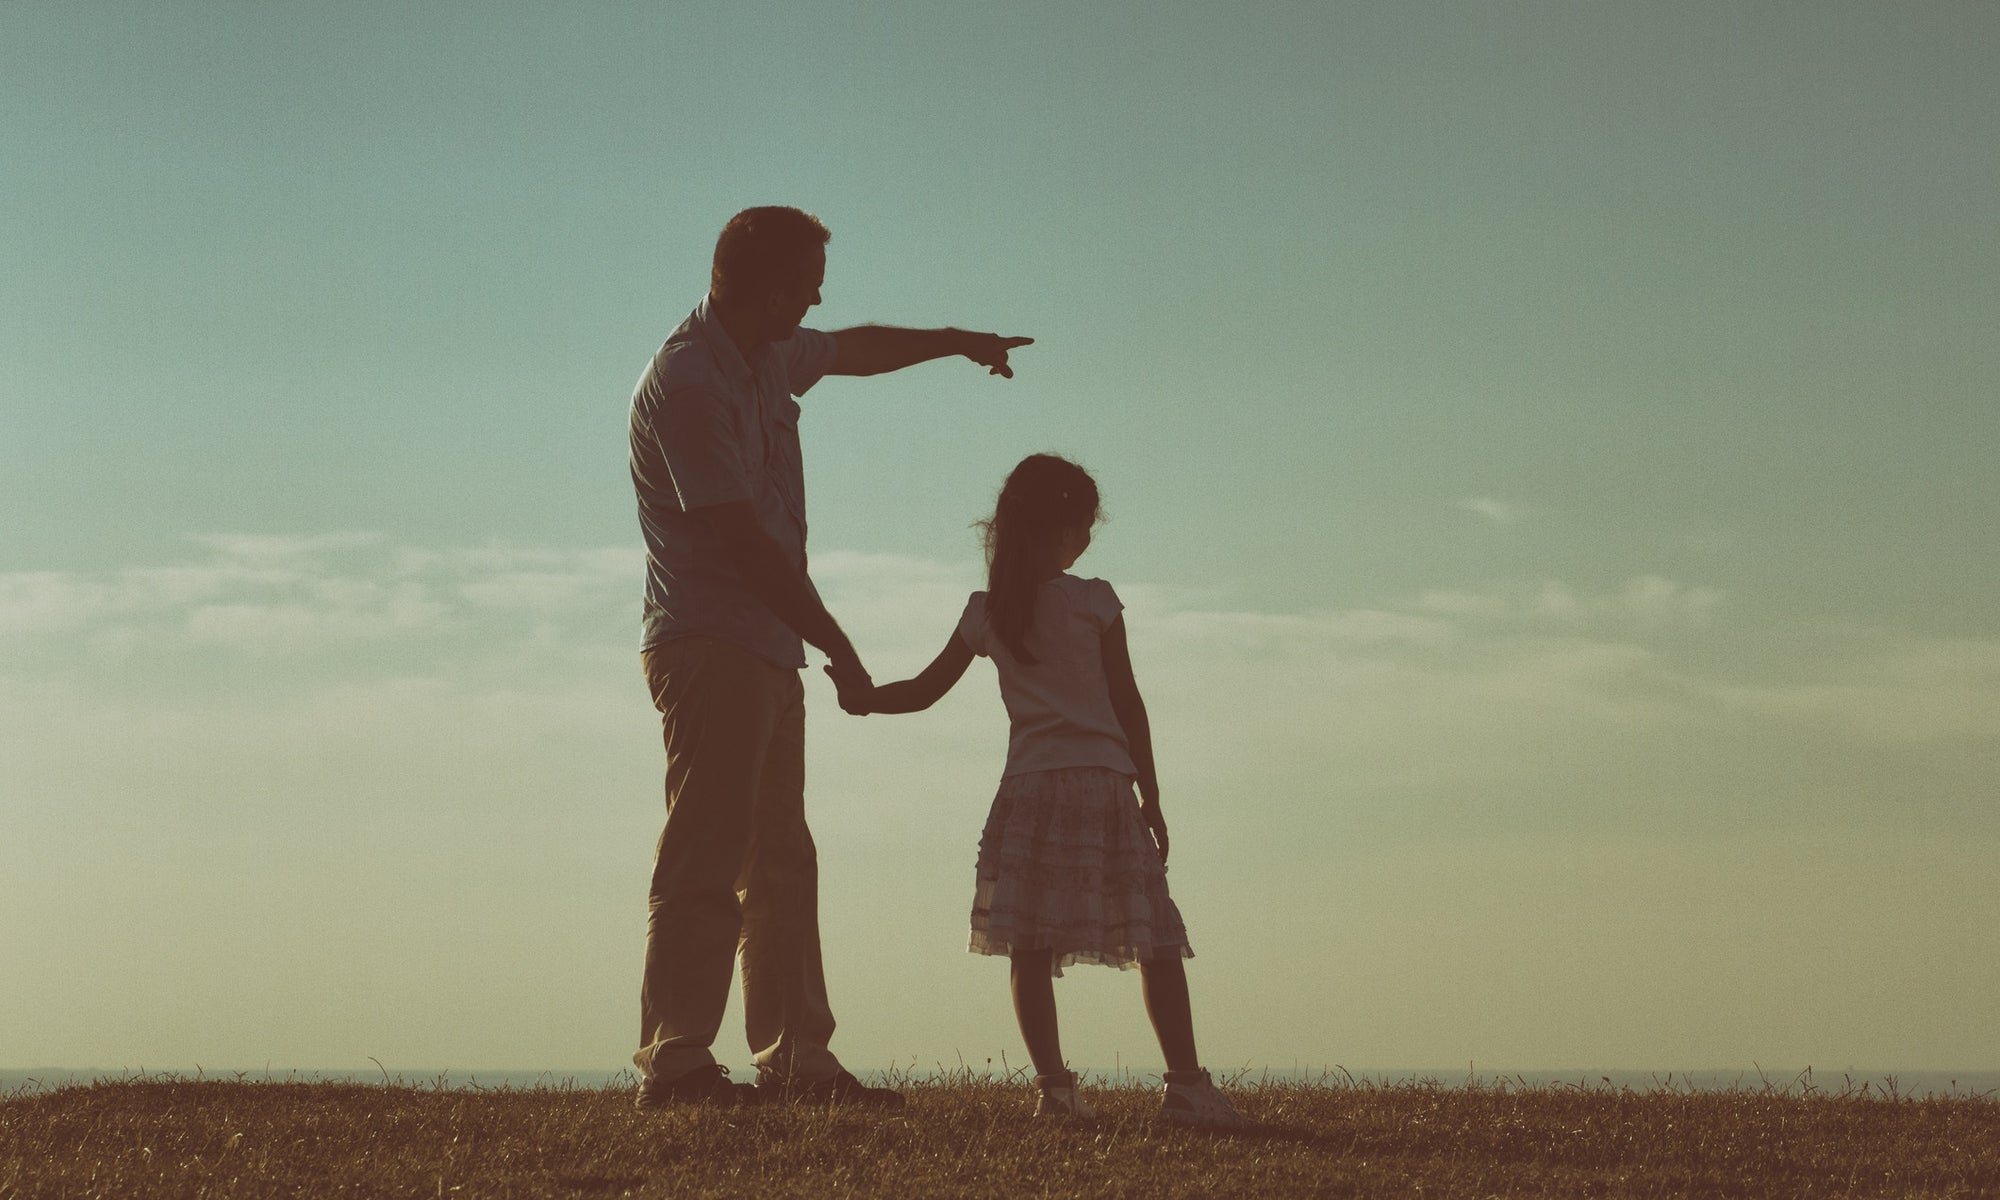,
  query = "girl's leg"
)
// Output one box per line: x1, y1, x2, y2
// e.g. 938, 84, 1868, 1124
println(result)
1009, 949, 1065, 1077
1138, 952, 1200, 1074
